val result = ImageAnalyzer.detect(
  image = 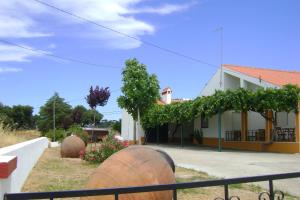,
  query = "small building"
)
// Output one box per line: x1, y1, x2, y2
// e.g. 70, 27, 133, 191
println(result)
83, 127, 109, 141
